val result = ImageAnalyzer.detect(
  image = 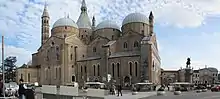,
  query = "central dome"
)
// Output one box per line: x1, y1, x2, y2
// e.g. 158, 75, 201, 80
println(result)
53, 17, 78, 29
95, 20, 120, 31
122, 13, 149, 26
